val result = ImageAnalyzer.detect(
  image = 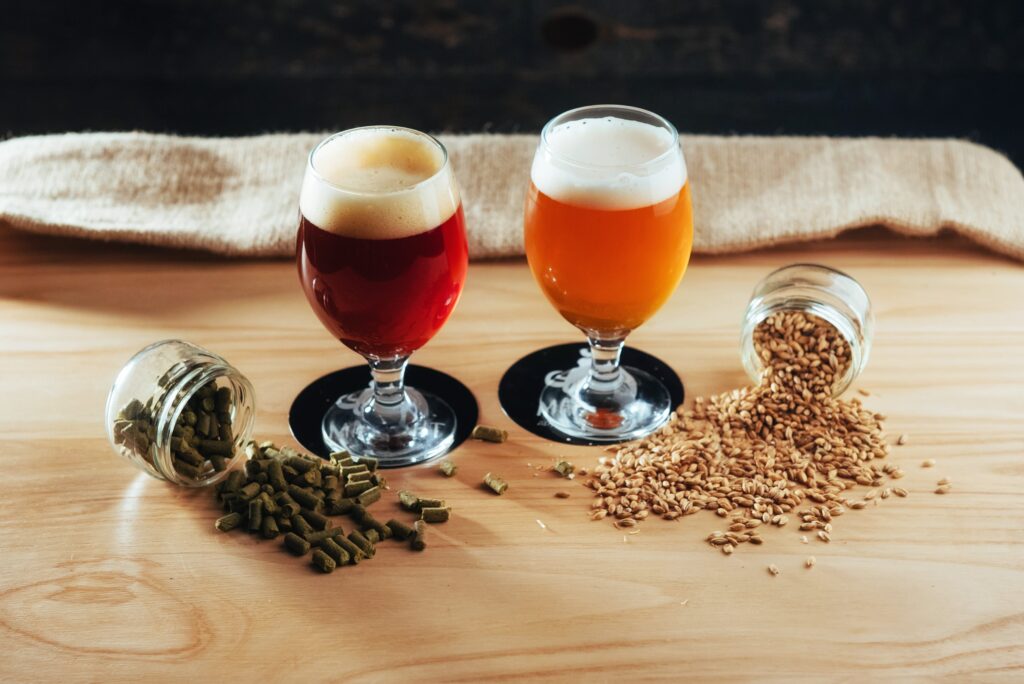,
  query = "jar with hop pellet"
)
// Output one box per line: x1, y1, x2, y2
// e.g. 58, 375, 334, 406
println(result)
105, 340, 256, 486
740, 264, 873, 396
